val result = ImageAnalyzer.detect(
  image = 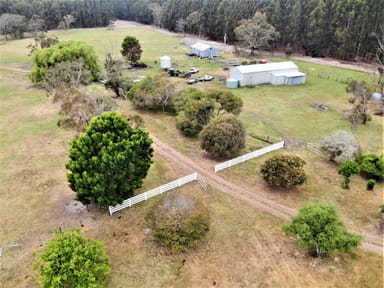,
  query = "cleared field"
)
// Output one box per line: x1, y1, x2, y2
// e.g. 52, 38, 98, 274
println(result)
0, 25, 382, 287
